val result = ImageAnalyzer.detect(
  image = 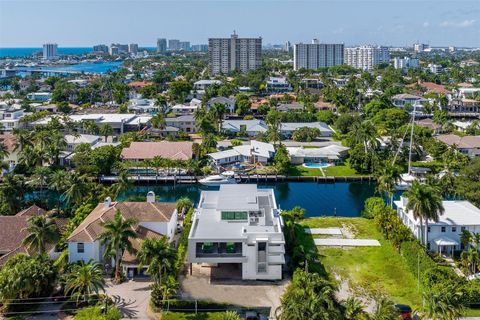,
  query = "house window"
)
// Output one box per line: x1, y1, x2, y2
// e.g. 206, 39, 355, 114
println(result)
452, 227, 456, 233
427, 227, 431, 233
441, 227, 446, 233
461, 226, 466, 232
77, 243, 84, 253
